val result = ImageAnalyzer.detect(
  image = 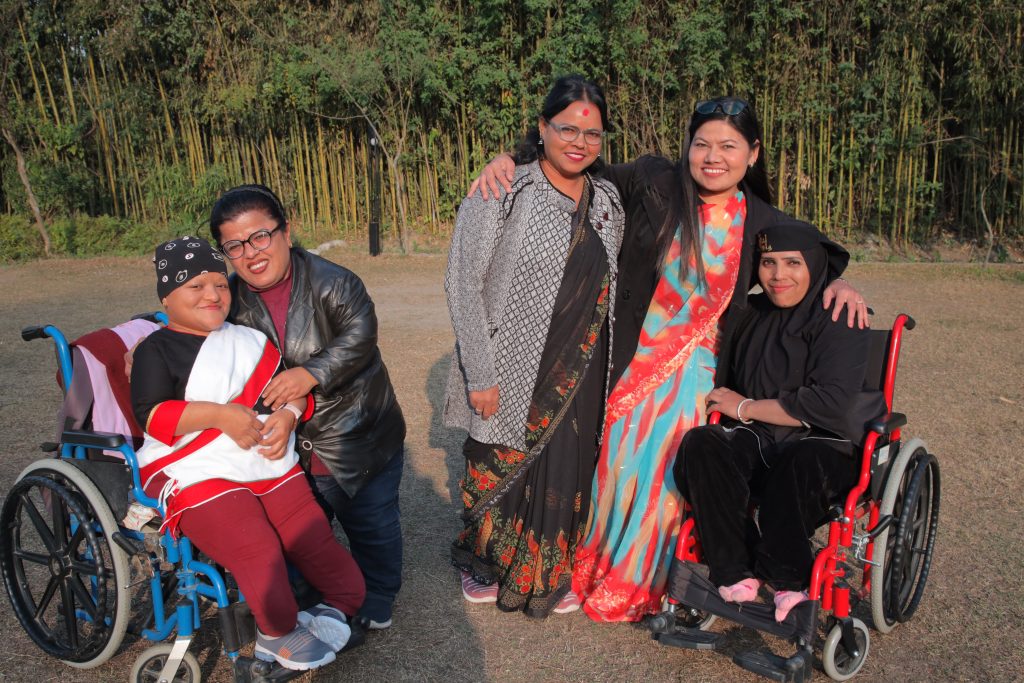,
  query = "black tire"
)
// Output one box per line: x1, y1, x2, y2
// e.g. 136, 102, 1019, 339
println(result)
887, 453, 939, 623
0, 460, 131, 668
129, 643, 201, 683
869, 445, 939, 632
